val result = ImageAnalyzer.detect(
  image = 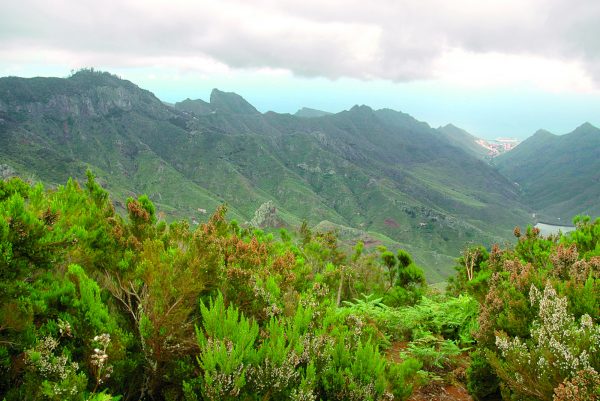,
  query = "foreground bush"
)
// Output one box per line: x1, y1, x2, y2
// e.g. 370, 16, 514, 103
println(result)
459, 218, 600, 400
0, 175, 424, 400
